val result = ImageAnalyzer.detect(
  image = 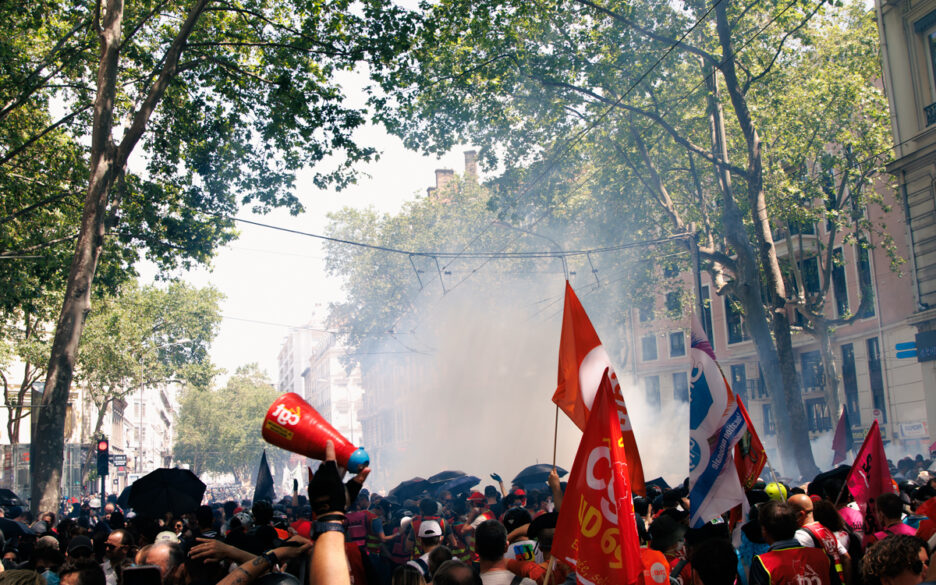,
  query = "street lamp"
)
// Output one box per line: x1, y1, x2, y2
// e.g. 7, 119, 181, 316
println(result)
492, 220, 568, 279
138, 339, 190, 474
